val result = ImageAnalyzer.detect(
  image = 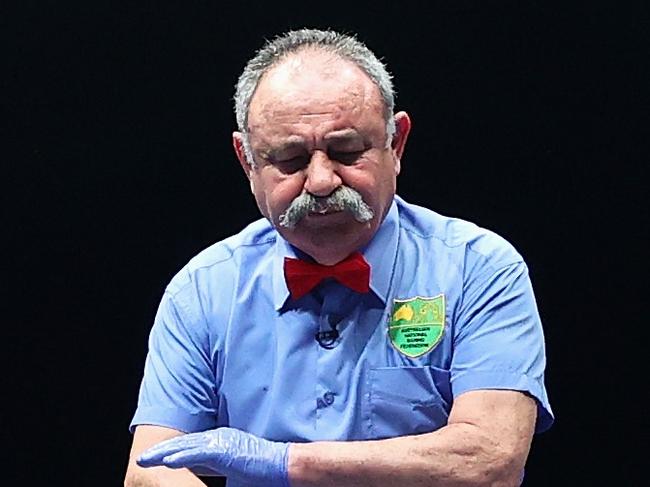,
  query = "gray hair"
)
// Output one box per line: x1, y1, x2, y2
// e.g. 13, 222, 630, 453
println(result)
234, 28, 396, 166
